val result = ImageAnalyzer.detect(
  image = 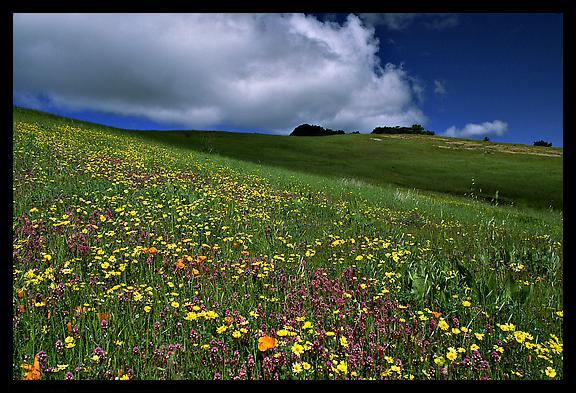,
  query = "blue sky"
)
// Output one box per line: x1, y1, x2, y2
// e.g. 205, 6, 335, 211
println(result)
364, 13, 563, 147
13, 13, 563, 146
